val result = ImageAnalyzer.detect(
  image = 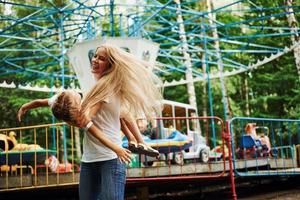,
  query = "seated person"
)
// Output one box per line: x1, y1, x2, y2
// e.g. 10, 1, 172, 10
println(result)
245, 123, 259, 140
244, 123, 264, 148
137, 118, 158, 139
259, 133, 271, 152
